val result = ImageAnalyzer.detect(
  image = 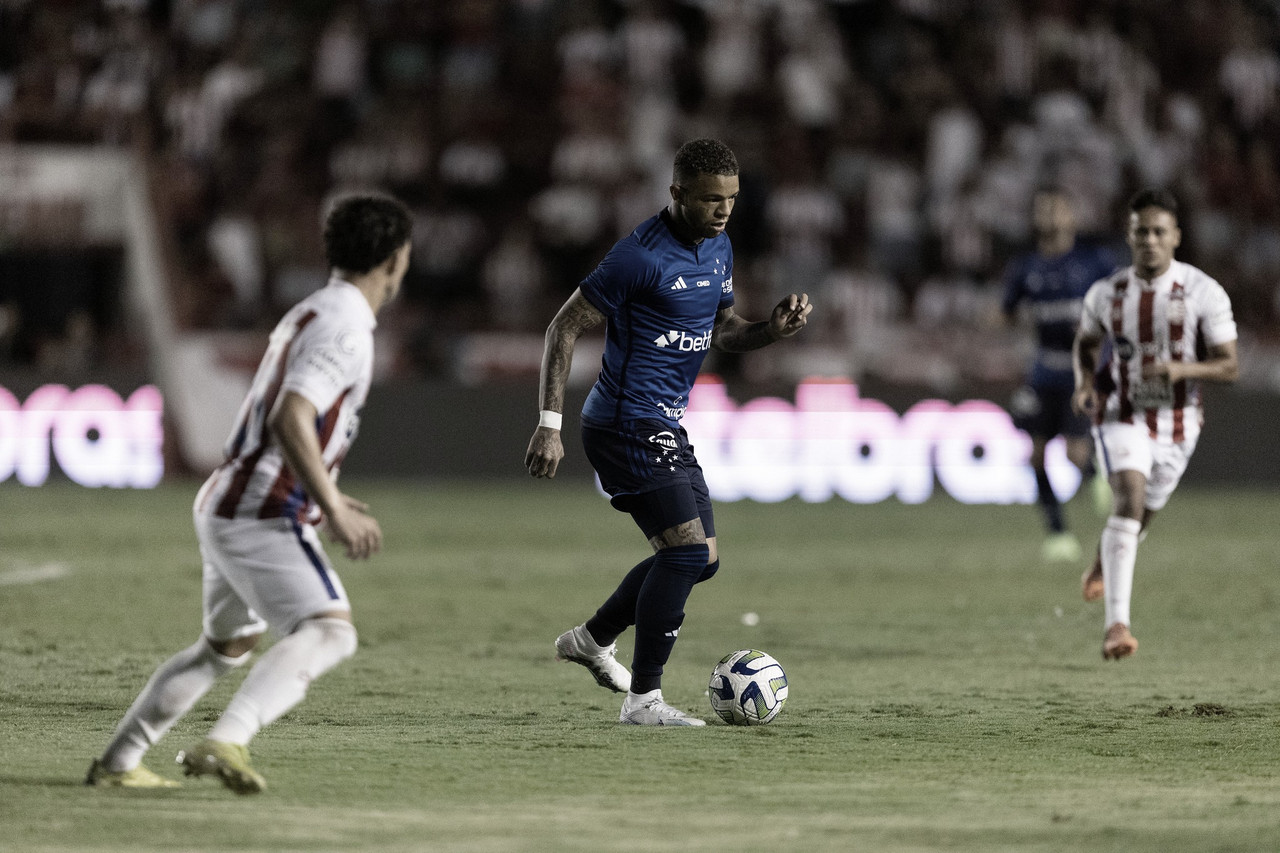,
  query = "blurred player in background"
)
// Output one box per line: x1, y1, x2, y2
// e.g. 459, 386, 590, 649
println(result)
525, 138, 811, 726
1073, 188, 1237, 660
1001, 186, 1118, 562
86, 194, 413, 790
